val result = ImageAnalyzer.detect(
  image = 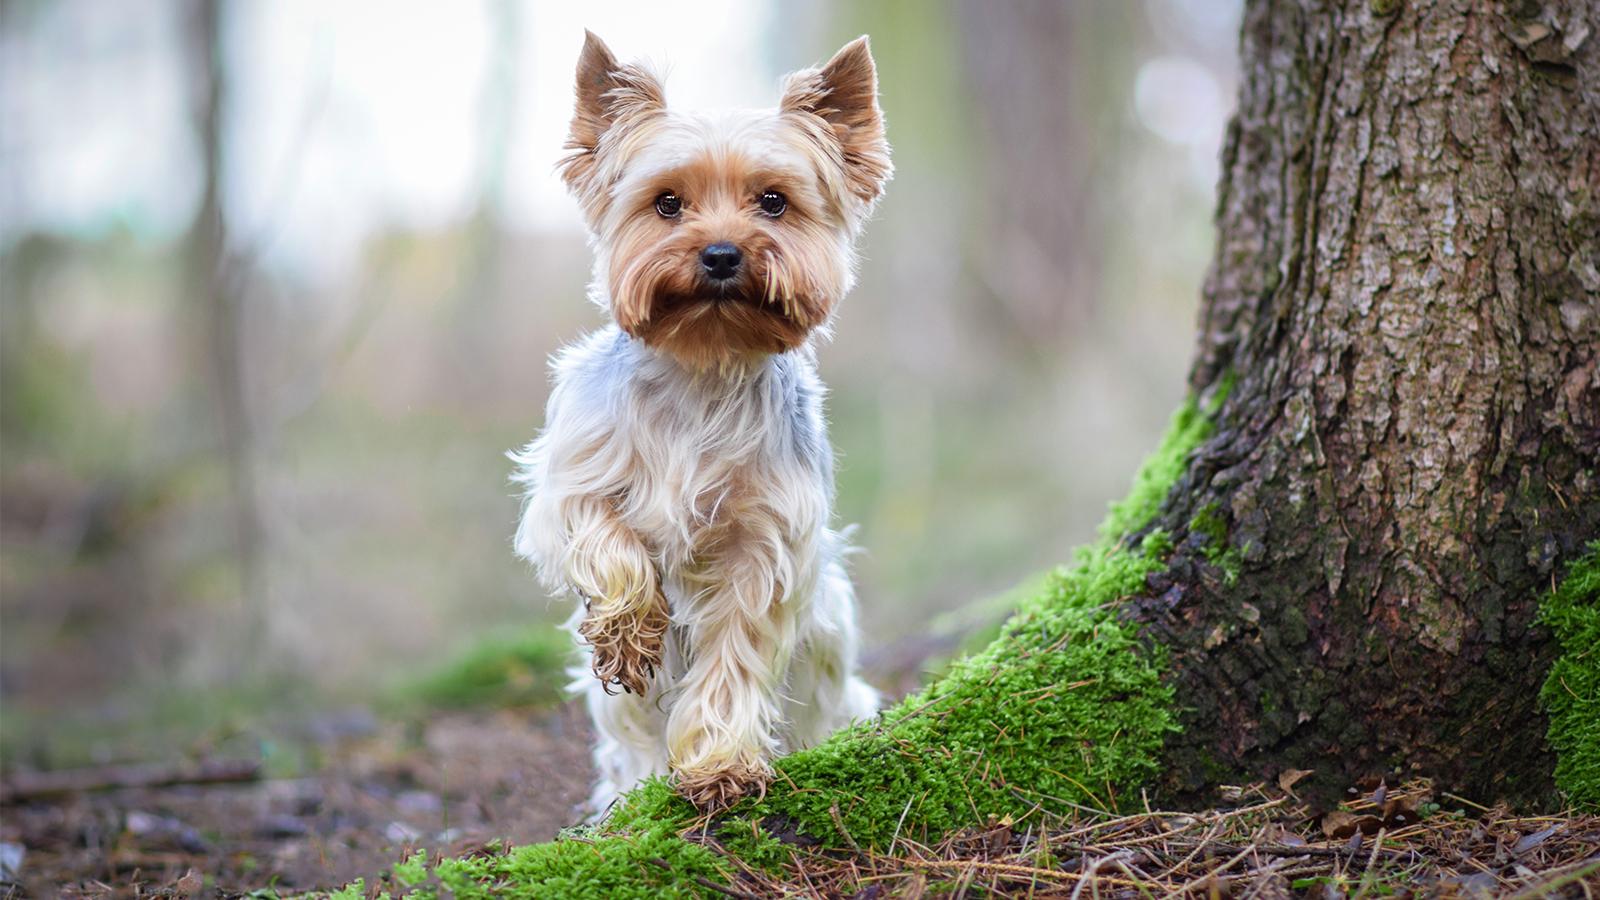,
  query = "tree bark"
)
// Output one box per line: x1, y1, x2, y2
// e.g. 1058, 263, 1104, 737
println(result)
1132, 0, 1599, 806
